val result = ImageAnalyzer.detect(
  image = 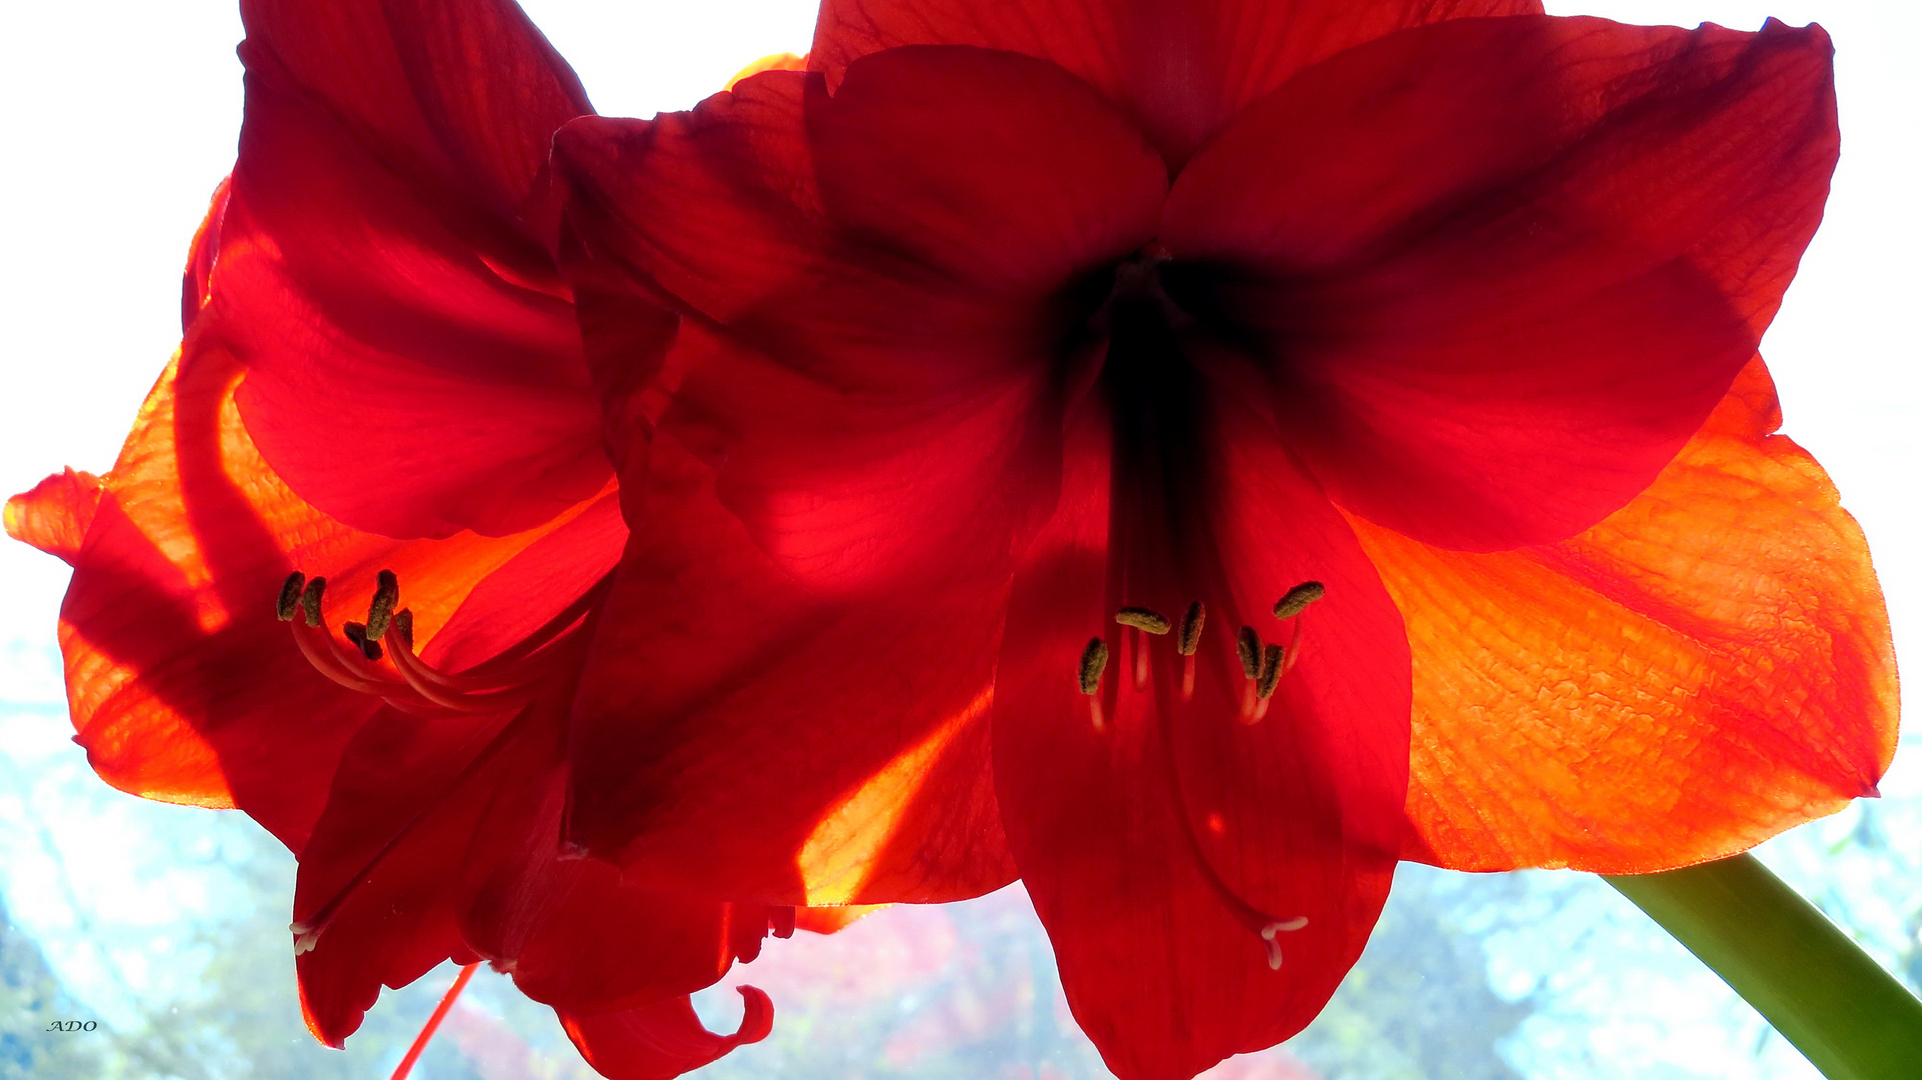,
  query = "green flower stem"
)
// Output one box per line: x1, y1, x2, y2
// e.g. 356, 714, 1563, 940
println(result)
1604, 852, 1922, 1080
